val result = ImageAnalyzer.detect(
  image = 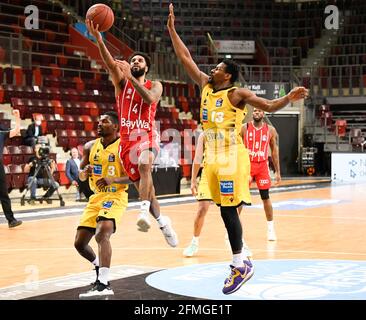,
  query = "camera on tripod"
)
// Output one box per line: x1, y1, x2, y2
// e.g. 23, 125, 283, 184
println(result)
38, 144, 51, 161
21, 140, 65, 207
